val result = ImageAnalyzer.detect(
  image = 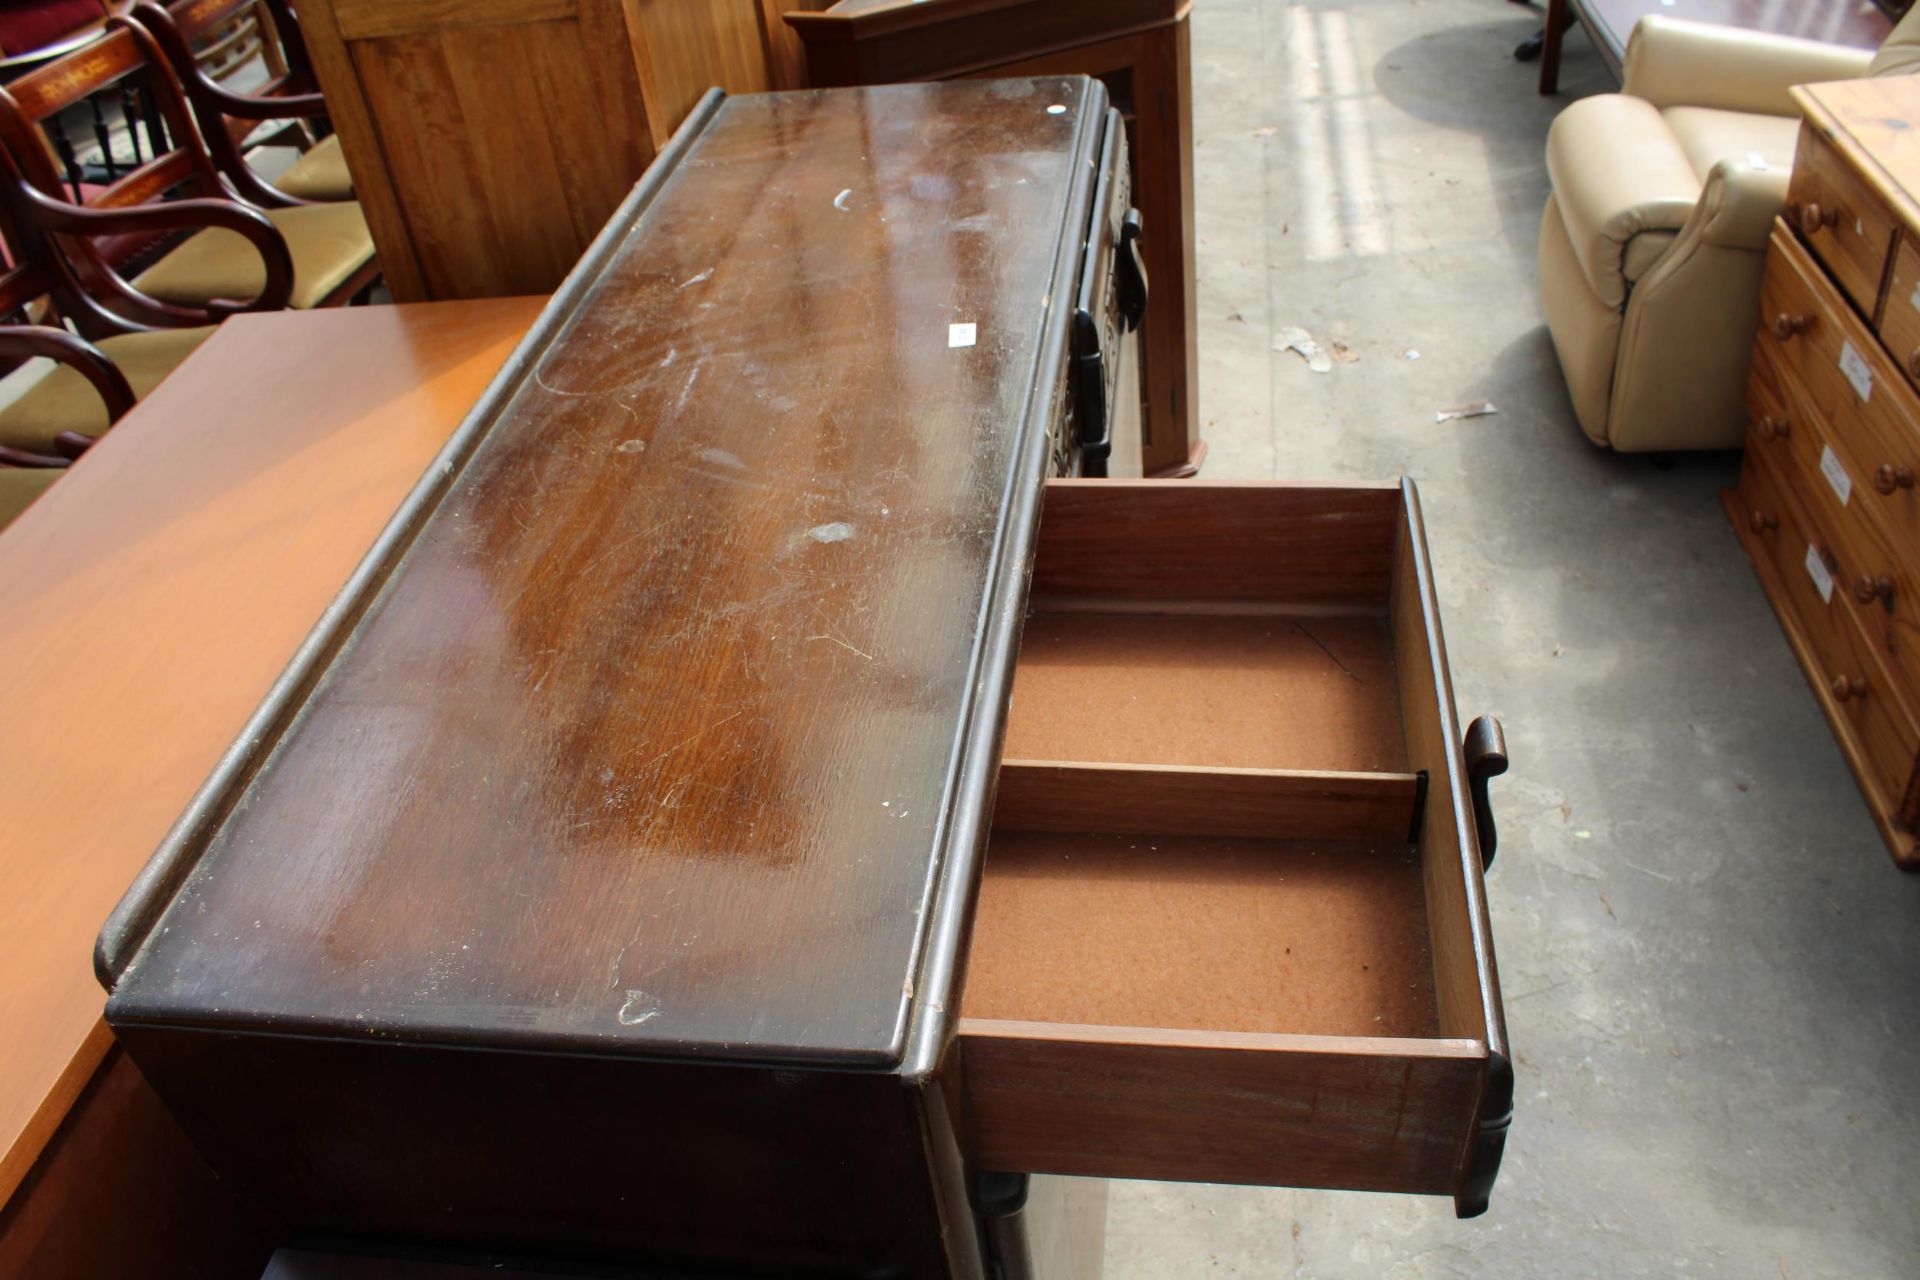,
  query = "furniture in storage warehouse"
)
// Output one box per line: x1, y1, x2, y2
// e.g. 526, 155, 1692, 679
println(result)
83, 78, 1513, 1278
787, 0, 1203, 478
0, 298, 545, 1277
291, 0, 818, 302
1727, 73, 1920, 868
